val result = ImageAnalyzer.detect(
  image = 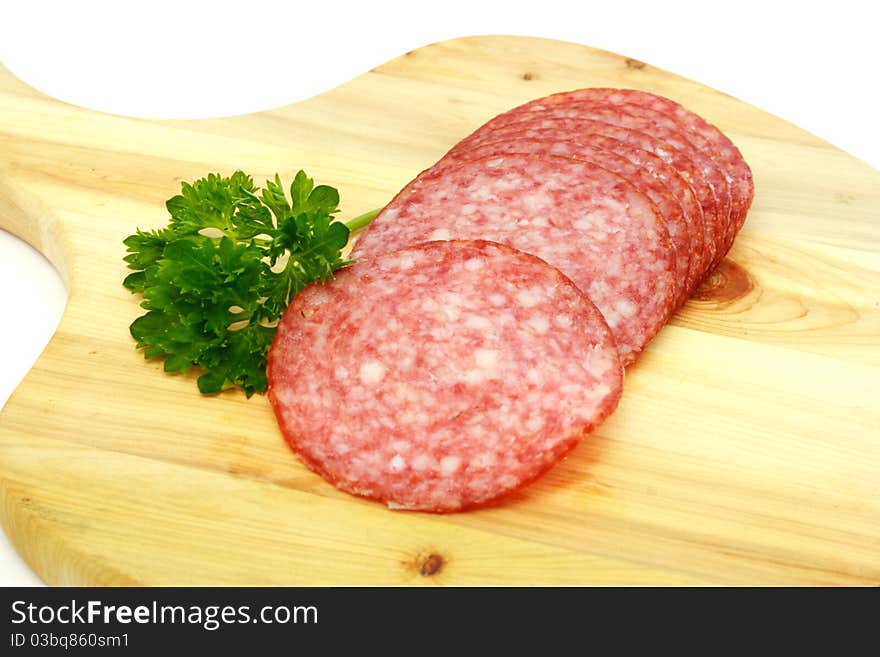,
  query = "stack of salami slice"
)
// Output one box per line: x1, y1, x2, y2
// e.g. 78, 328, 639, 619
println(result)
268, 88, 754, 512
